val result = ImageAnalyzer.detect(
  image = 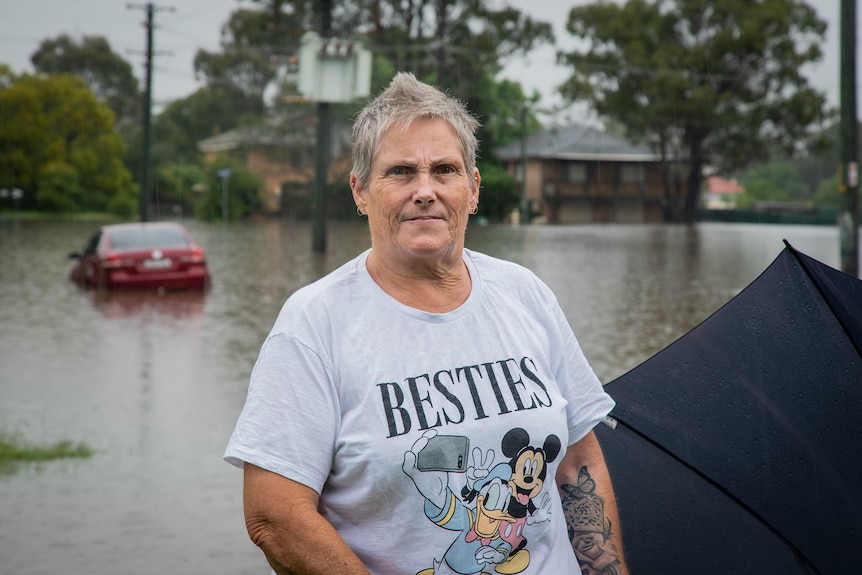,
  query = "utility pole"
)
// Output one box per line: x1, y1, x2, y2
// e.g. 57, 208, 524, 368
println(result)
218, 169, 232, 222
128, 2, 174, 222
298, 13, 371, 254
312, 0, 332, 253
140, 3, 154, 223
840, 0, 859, 277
